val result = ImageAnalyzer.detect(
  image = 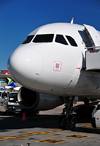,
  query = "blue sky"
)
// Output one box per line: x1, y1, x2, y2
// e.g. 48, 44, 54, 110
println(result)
0, 0, 100, 70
